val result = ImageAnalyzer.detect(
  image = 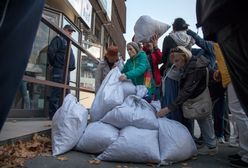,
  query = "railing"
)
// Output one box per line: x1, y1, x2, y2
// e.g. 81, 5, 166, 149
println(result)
23, 16, 97, 103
